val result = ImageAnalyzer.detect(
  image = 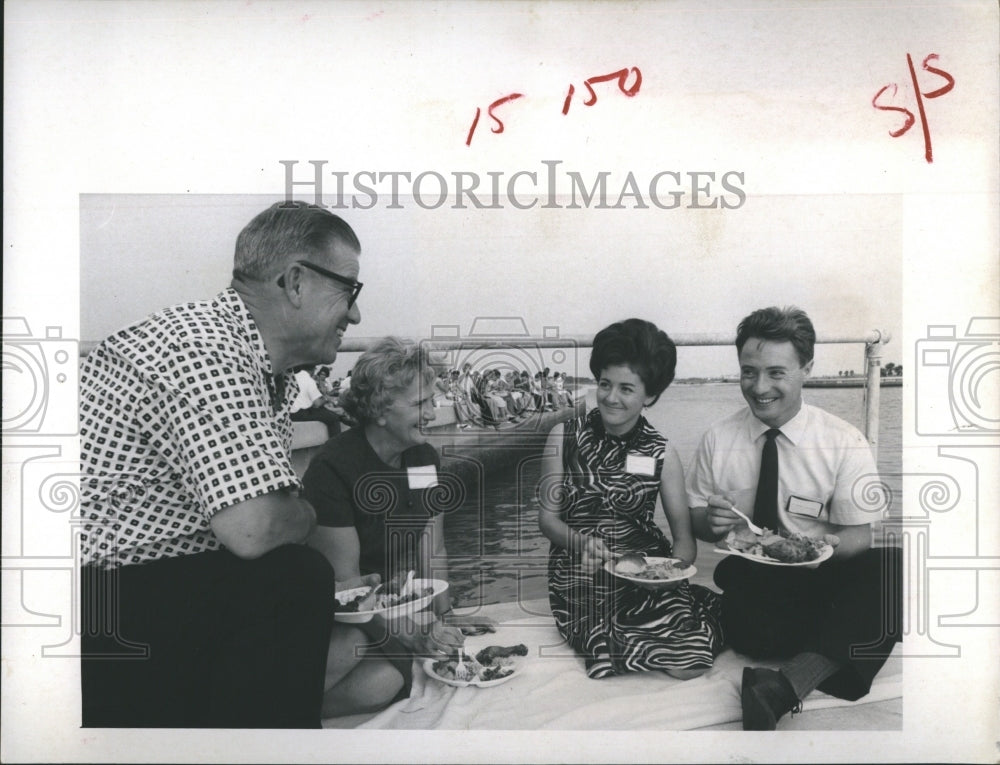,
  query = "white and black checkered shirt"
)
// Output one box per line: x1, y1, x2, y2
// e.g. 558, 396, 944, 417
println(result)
79, 289, 302, 568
